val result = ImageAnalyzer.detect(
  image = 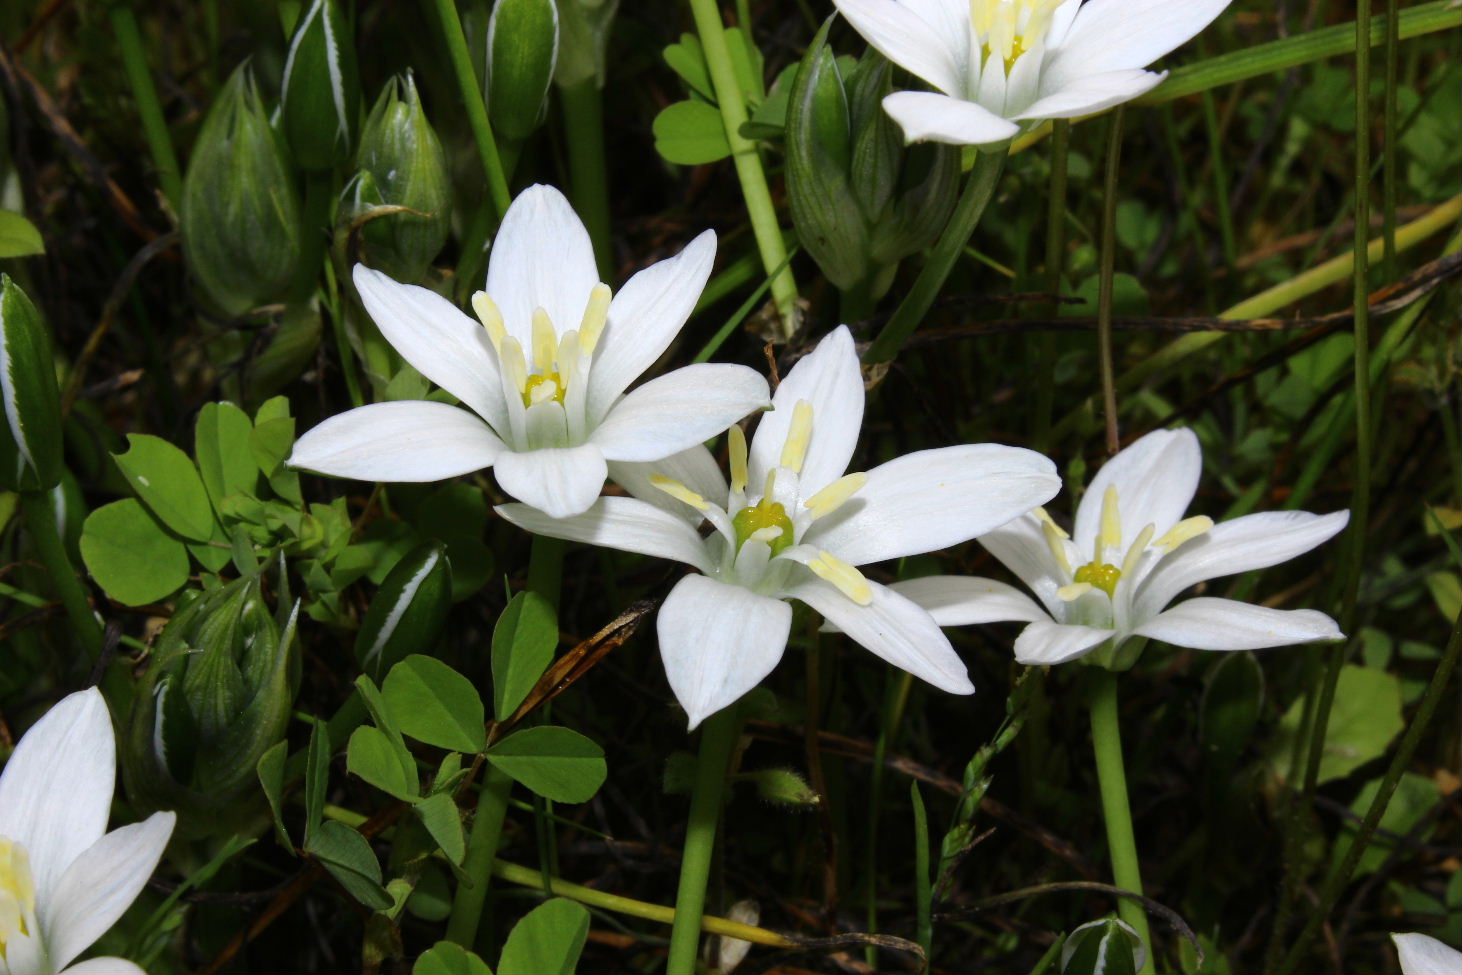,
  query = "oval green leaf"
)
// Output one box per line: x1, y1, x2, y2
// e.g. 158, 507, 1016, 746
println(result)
498, 898, 589, 975
486, 726, 605, 804
114, 433, 216, 541
79, 498, 190, 606
381, 655, 485, 754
